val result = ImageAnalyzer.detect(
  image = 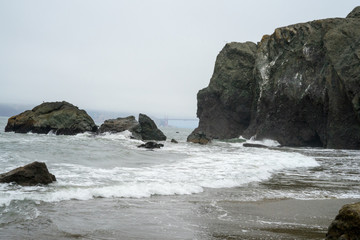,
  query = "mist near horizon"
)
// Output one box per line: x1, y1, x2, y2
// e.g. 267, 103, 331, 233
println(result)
0, 0, 358, 118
